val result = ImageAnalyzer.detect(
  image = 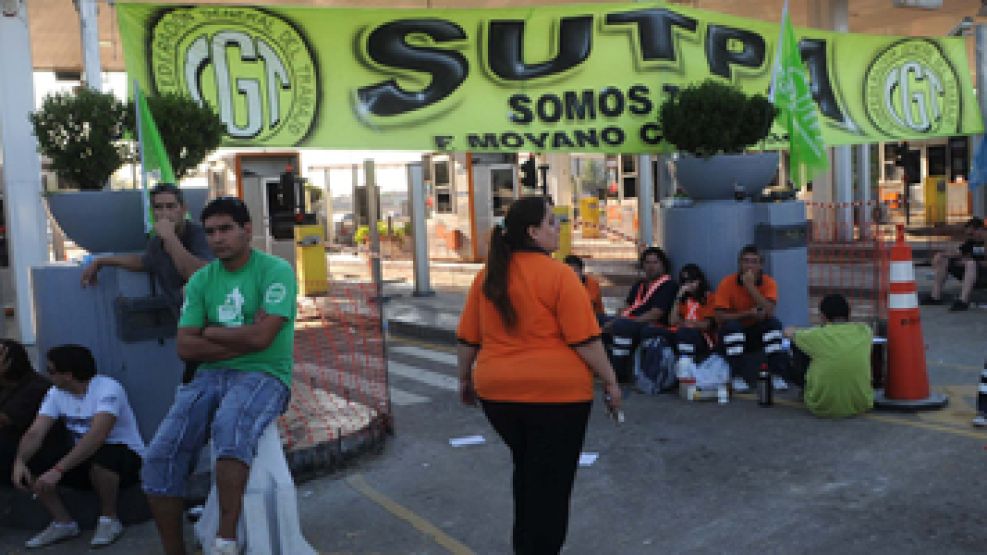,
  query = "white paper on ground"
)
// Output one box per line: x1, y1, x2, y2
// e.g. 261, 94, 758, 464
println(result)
449, 435, 486, 447
579, 452, 599, 467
